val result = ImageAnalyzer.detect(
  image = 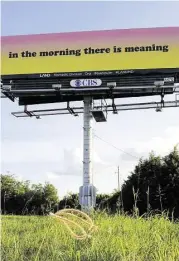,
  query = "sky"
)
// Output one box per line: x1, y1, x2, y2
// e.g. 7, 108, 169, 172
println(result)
1, 1, 179, 198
